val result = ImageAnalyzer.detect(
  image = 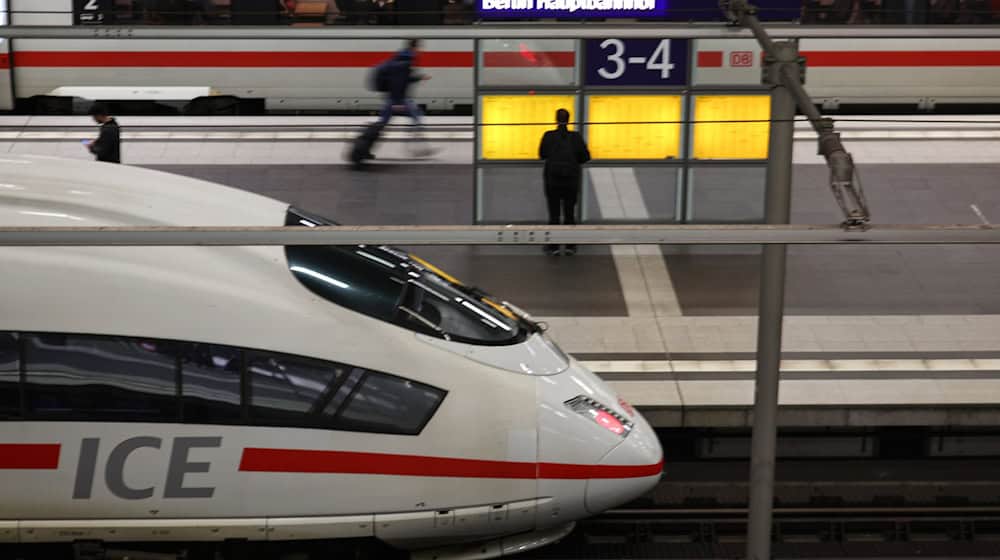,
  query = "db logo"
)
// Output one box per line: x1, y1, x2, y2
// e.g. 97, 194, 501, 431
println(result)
729, 51, 754, 67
